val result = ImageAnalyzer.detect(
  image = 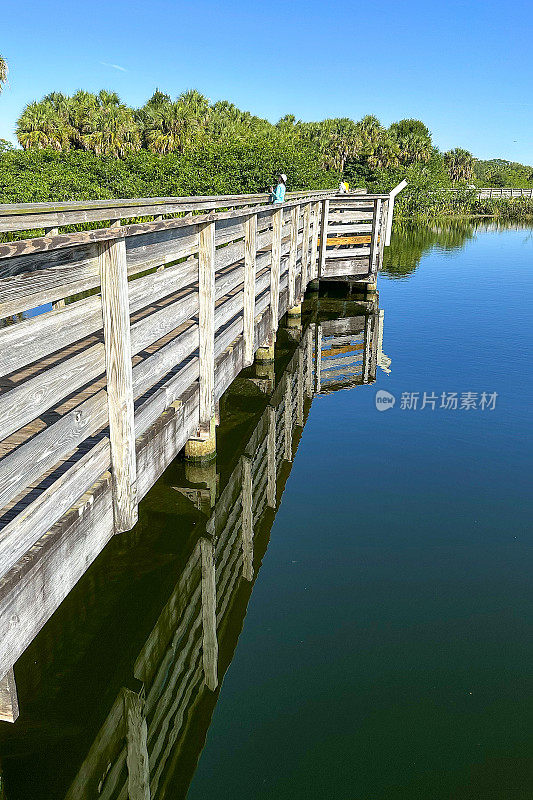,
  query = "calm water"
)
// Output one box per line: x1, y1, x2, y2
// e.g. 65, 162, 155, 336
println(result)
1, 221, 532, 799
